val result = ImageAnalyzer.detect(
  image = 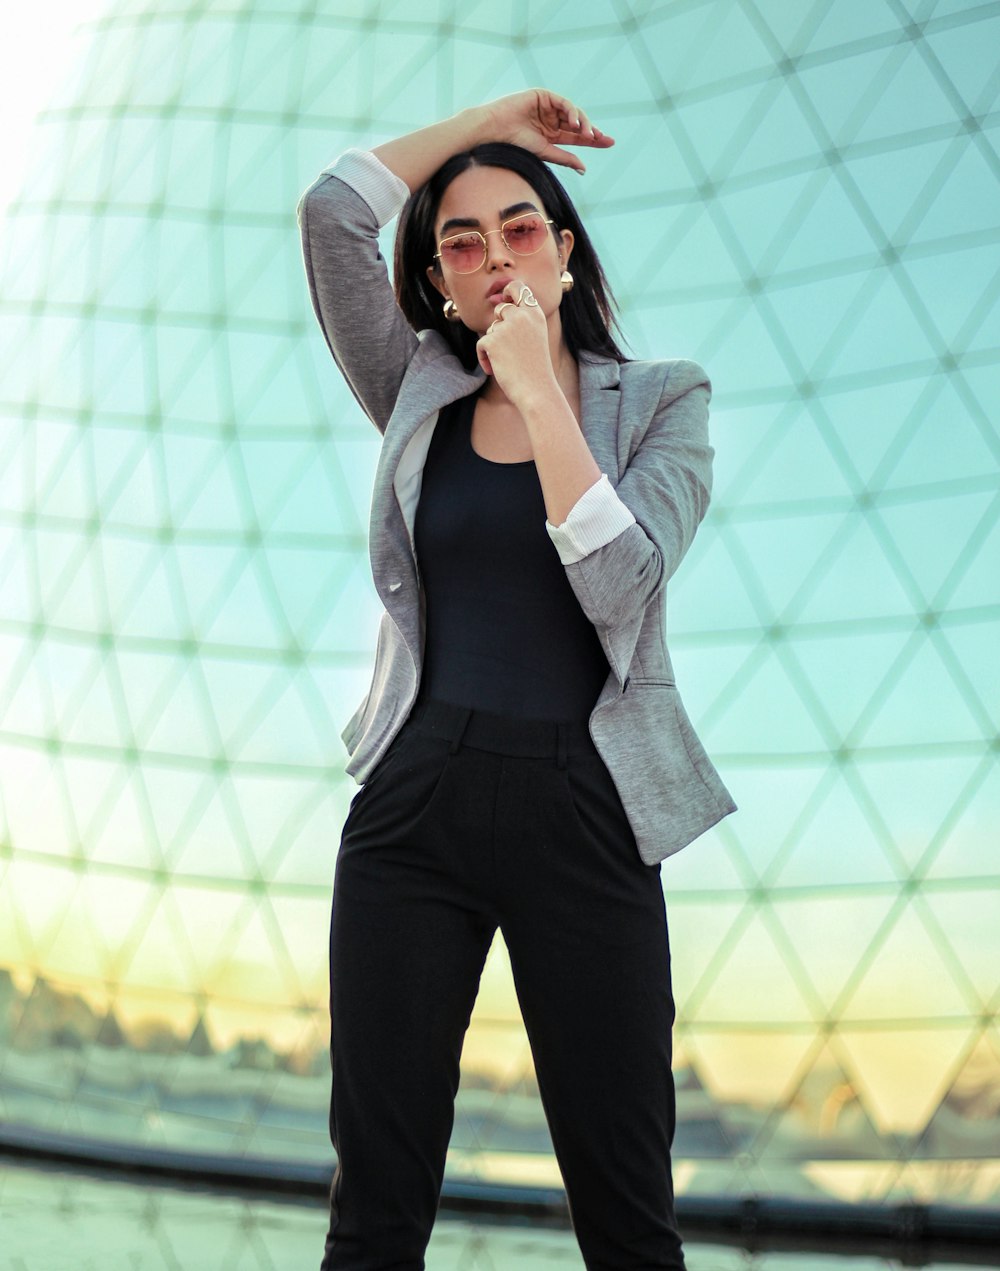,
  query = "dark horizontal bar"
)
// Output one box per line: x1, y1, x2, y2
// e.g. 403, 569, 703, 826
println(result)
677, 1195, 1000, 1263
2, 1122, 999, 1263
